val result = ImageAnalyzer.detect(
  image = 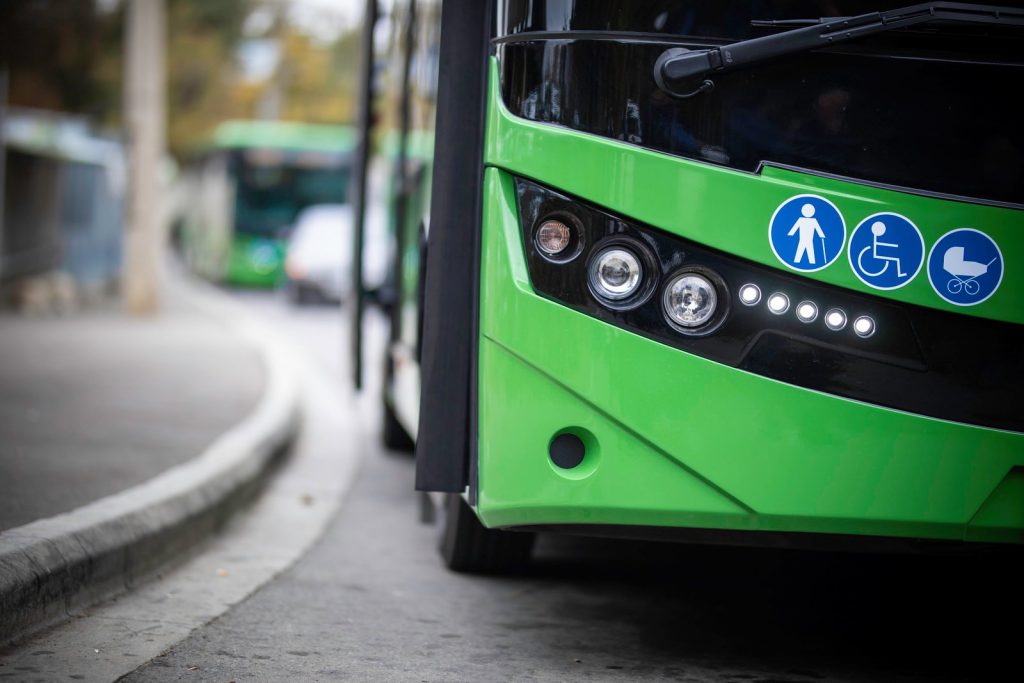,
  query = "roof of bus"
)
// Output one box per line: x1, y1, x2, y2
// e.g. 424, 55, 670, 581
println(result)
207, 120, 356, 153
